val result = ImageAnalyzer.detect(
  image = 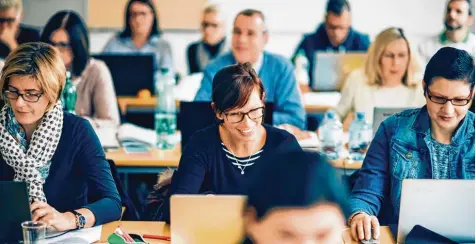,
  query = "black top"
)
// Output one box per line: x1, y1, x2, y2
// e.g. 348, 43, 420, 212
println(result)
163, 123, 302, 222
186, 38, 225, 74
0, 112, 122, 225
0, 25, 40, 59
